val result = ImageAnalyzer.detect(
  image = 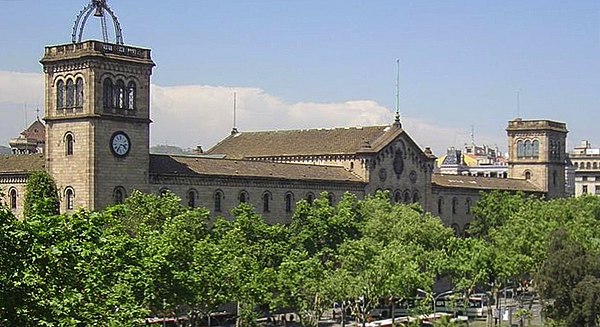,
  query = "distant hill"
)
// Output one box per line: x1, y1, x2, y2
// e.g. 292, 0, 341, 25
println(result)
0, 145, 11, 155
150, 144, 191, 155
